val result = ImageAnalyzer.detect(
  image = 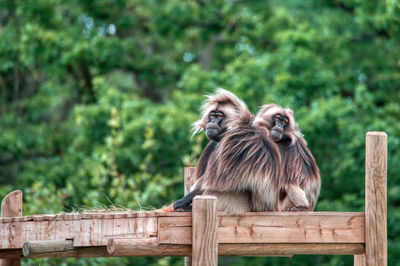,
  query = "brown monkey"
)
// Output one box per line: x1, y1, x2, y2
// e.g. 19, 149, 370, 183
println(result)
254, 104, 320, 211
174, 104, 282, 213
172, 89, 254, 213
191, 88, 253, 181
